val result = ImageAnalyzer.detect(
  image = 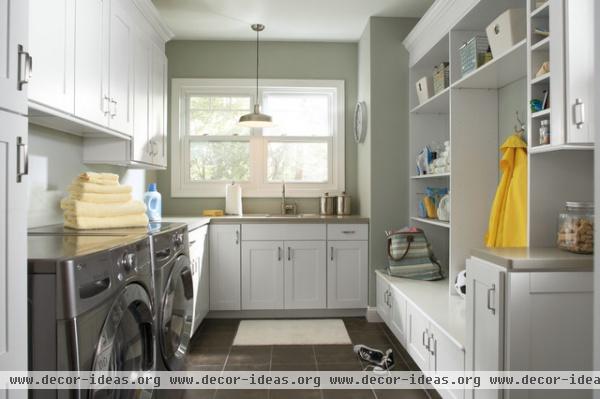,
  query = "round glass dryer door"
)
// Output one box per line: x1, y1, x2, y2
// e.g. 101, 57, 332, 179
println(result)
160, 254, 193, 370
91, 283, 155, 399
